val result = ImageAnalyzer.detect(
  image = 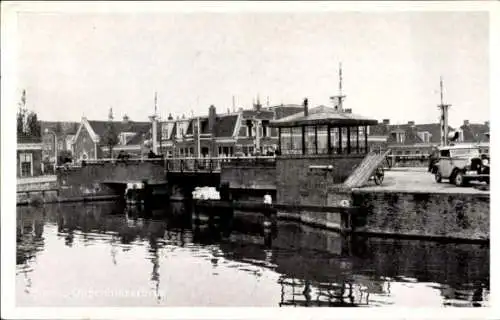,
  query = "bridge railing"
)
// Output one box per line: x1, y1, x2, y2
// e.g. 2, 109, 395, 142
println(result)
385, 154, 431, 168
165, 156, 276, 172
